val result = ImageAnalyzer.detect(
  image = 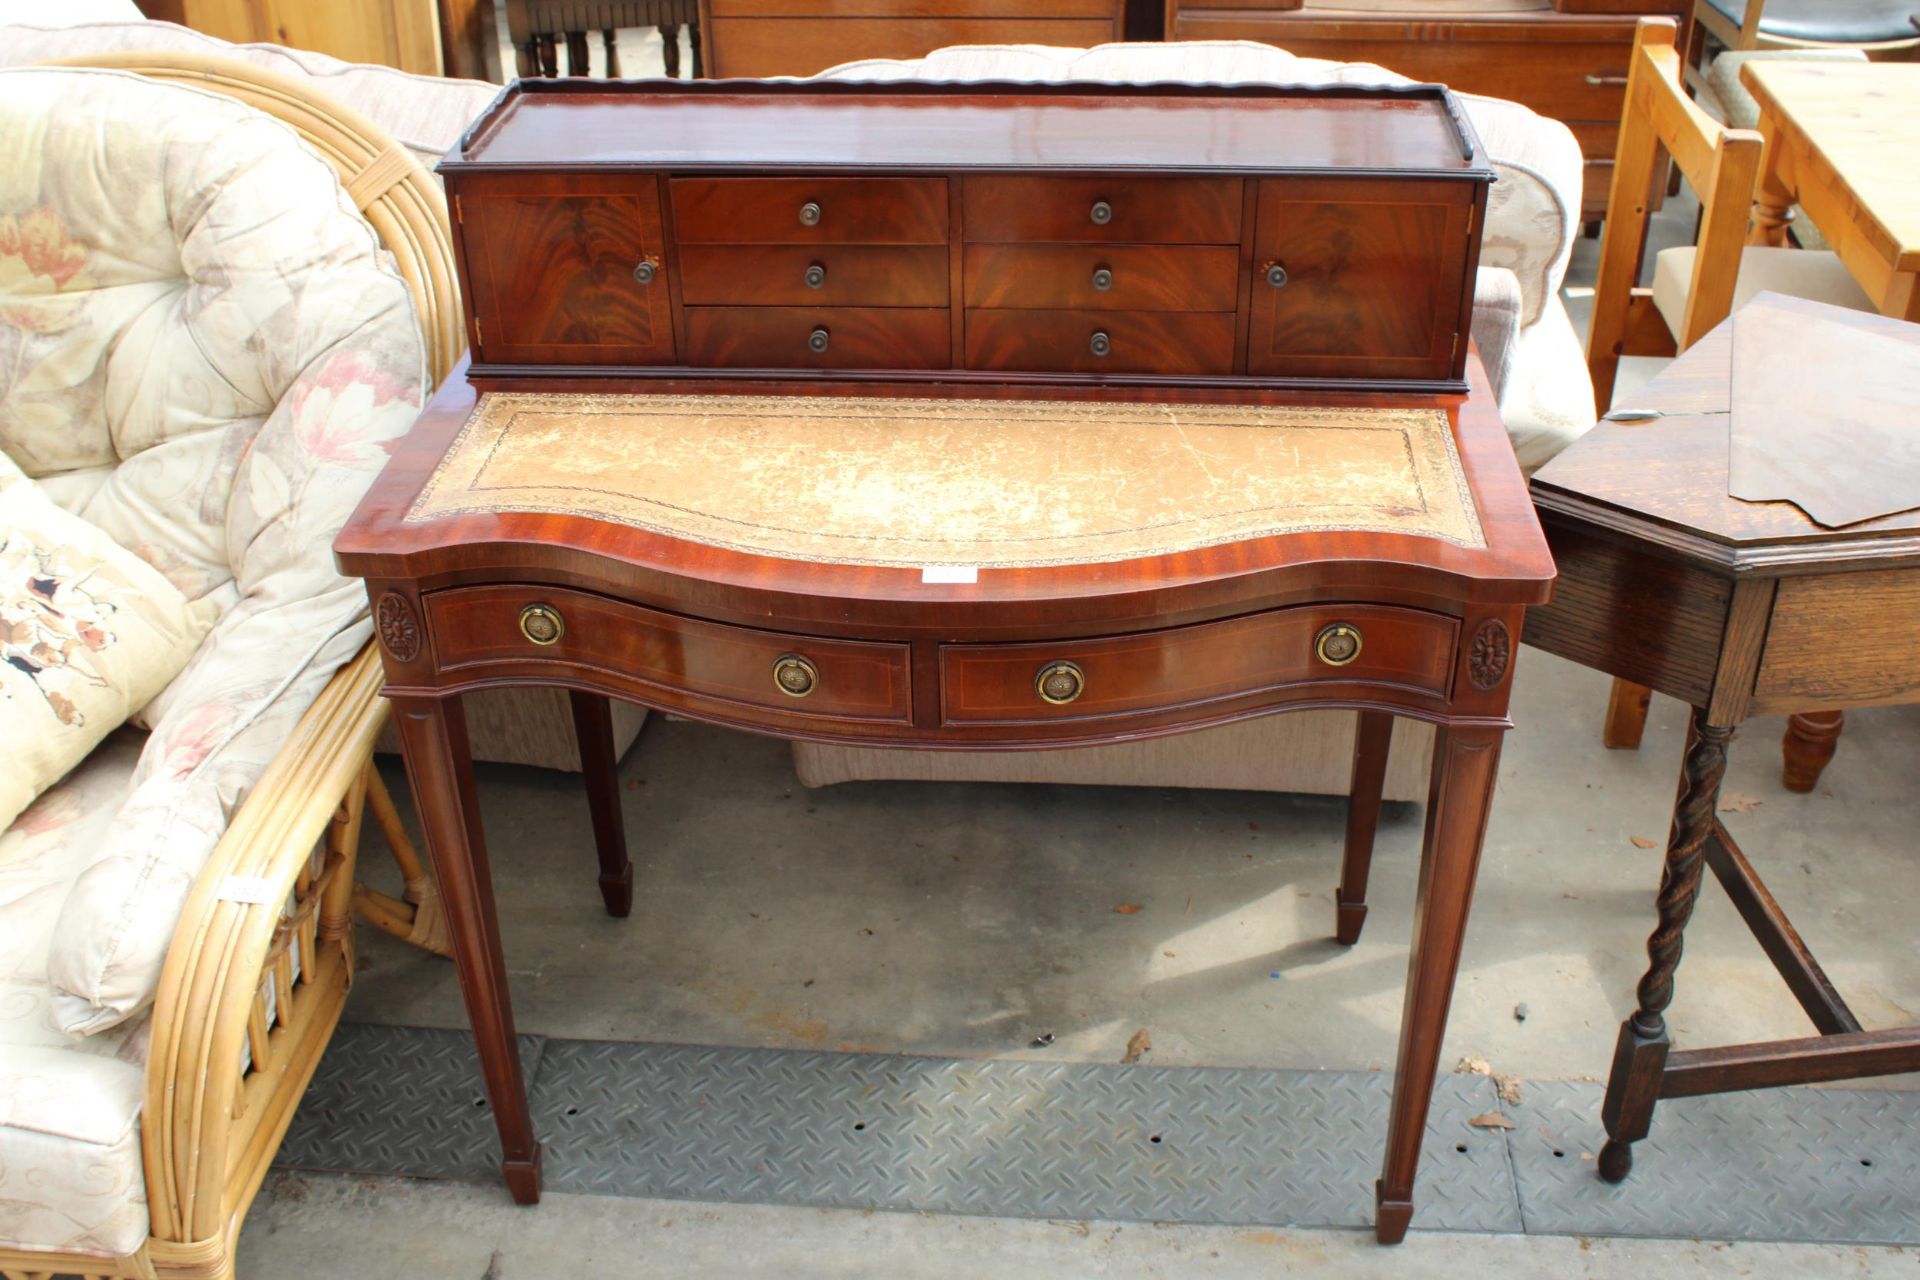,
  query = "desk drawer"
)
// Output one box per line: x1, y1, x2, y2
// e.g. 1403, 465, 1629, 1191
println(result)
963, 176, 1243, 244
670, 177, 949, 244
964, 244, 1240, 312
941, 604, 1457, 724
684, 306, 950, 369
679, 244, 949, 307
428, 586, 912, 723
964, 309, 1234, 375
